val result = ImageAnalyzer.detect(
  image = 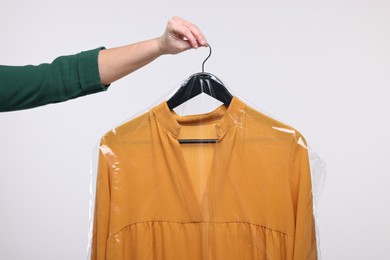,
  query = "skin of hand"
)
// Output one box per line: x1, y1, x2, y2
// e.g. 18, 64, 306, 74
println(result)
98, 16, 208, 86
158, 16, 208, 54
